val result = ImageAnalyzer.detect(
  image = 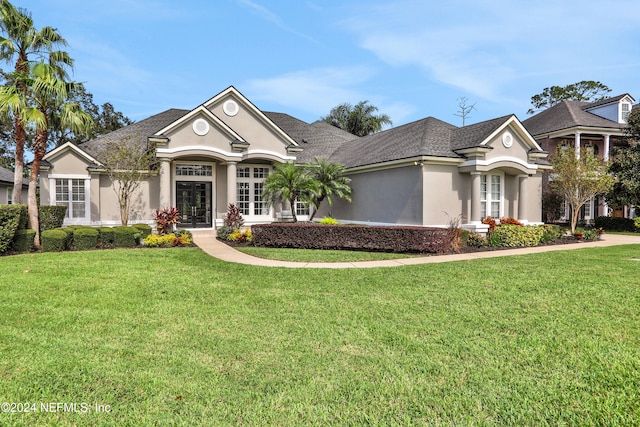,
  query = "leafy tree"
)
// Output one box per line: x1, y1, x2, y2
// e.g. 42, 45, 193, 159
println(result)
527, 80, 611, 114
0, 0, 72, 203
550, 146, 614, 233
303, 157, 351, 221
0, 61, 93, 246
606, 107, 640, 208
261, 162, 319, 223
321, 100, 392, 136
98, 135, 156, 226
